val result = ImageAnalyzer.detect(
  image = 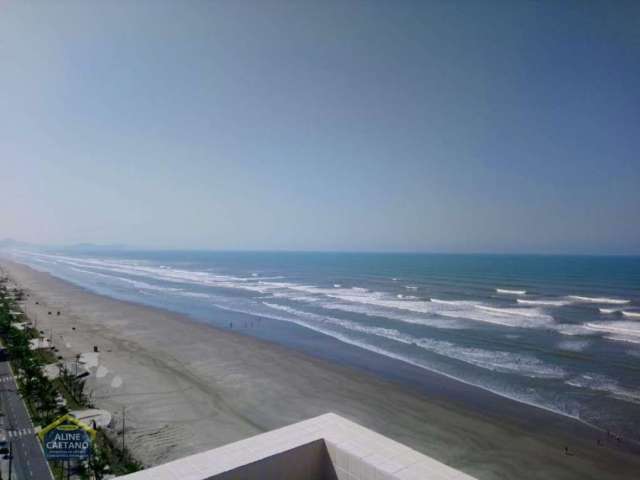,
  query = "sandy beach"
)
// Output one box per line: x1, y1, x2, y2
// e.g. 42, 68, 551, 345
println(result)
2, 259, 639, 480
